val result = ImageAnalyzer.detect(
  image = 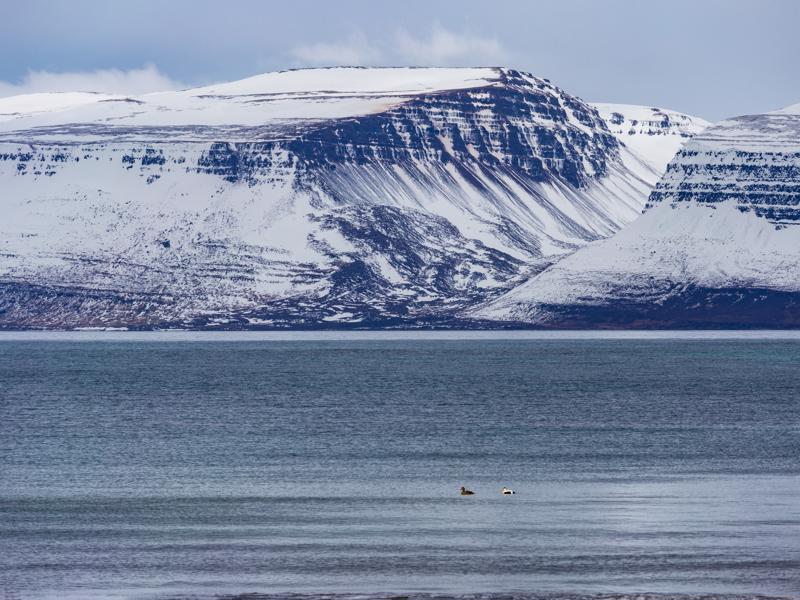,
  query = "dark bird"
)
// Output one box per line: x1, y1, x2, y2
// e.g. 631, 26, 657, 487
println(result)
460, 486, 475, 496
